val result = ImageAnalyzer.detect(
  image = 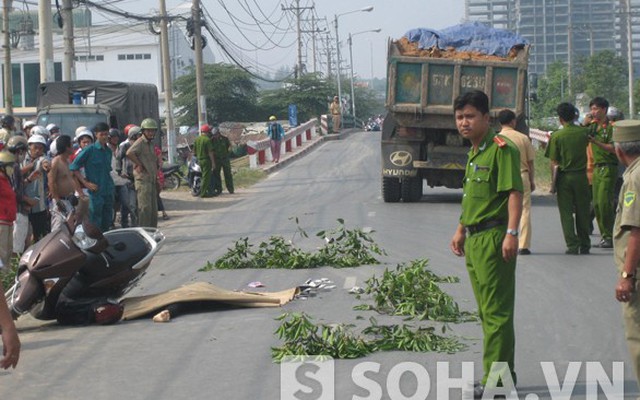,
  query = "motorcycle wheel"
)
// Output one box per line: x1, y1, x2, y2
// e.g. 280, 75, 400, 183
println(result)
191, 177, 201, 197
164, 173, 181, 190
